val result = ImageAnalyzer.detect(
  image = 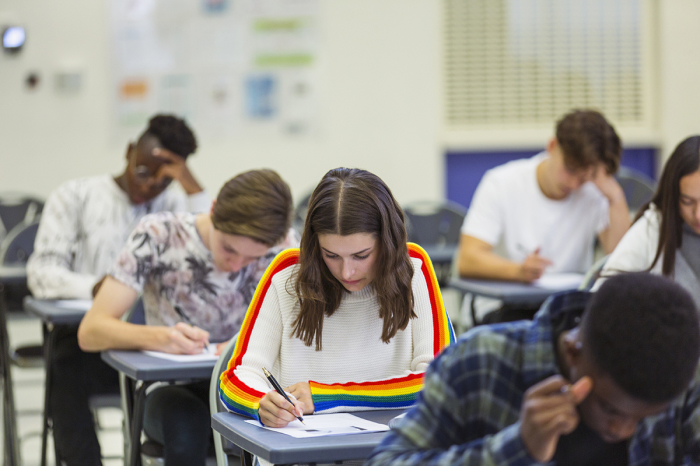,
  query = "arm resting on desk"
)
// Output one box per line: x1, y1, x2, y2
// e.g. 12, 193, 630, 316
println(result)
77, 276, 209, 354
458, 235, 550, 283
